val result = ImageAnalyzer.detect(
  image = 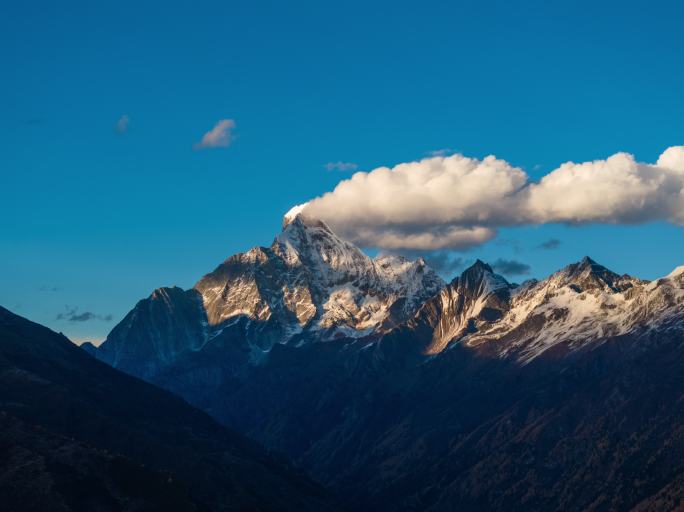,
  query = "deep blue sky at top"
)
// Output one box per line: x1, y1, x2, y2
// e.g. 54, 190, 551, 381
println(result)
2, 0, 684, 342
